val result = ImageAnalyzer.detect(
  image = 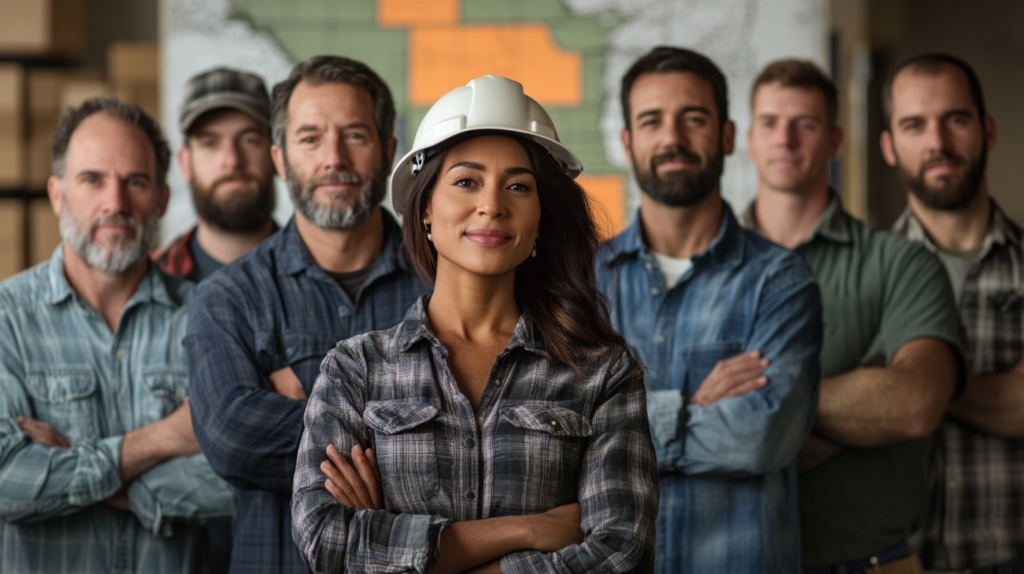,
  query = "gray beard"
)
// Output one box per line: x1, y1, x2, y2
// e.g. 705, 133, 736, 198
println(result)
59, 206, 159, 274
286, 163, 386, 230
